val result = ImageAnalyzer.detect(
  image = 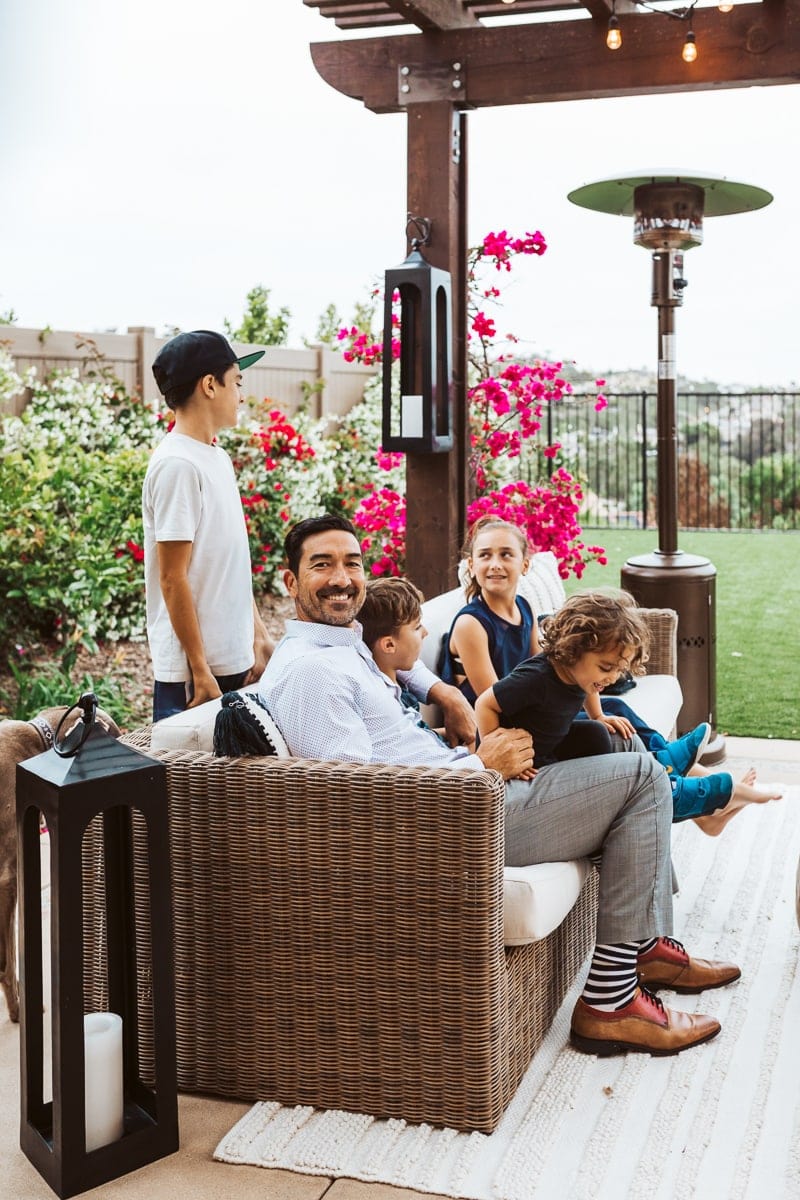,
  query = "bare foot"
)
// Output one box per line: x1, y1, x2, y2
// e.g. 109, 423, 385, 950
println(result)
732, 776, 782, 806
693, 770, 783, 837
